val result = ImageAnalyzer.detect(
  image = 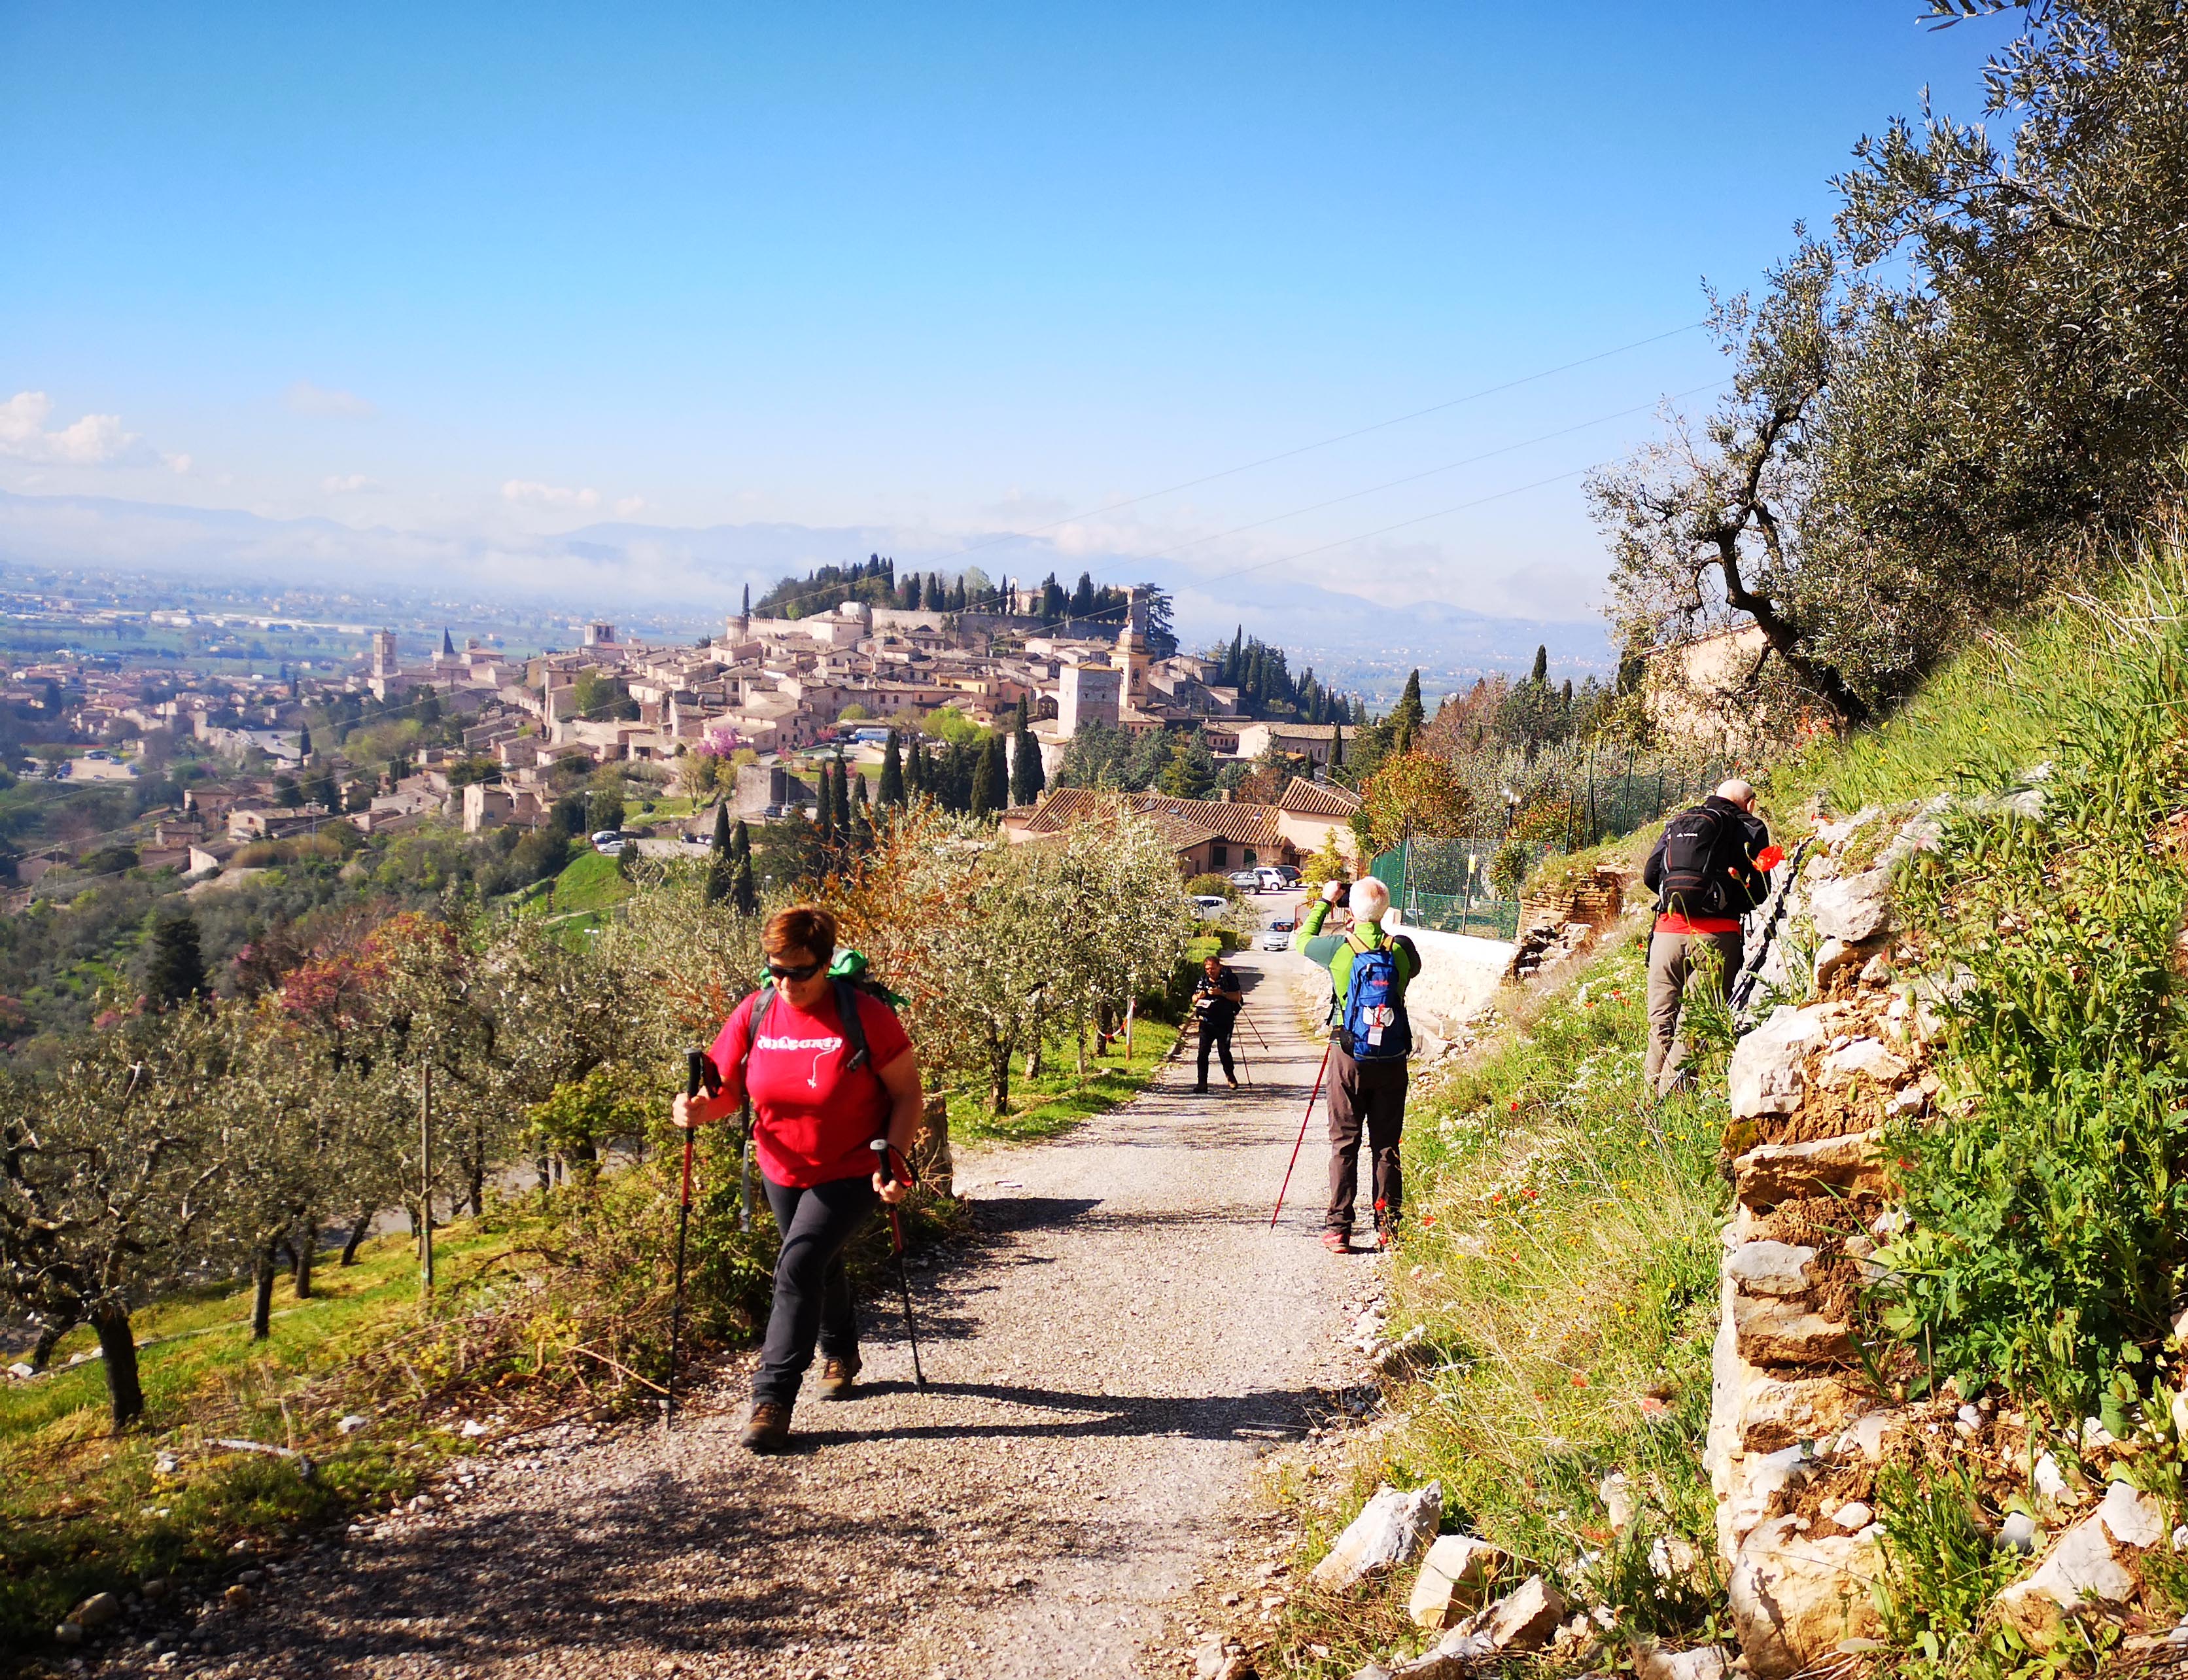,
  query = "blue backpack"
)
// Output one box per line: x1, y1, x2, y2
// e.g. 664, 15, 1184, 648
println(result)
1339, 932, 1410, 1060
